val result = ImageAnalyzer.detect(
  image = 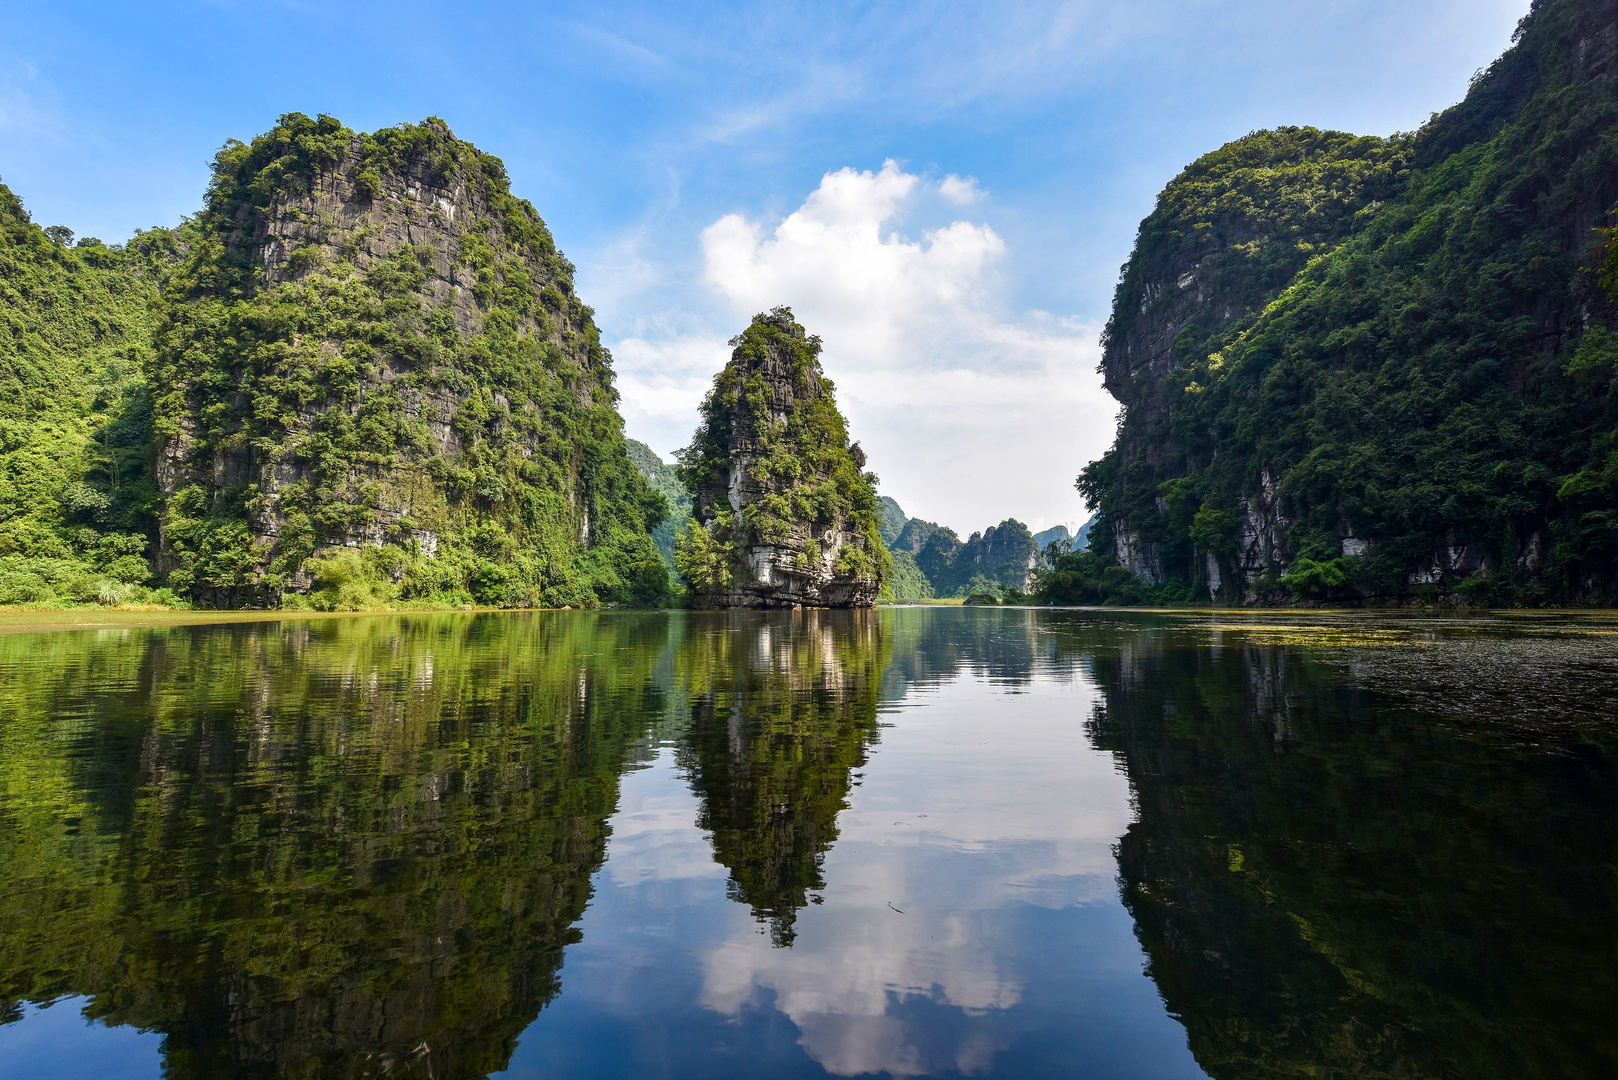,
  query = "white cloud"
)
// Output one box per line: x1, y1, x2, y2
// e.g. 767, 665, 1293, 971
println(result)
612, 159, 1115, 534
938, 173, 983, 204
610, 332, 730, 456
